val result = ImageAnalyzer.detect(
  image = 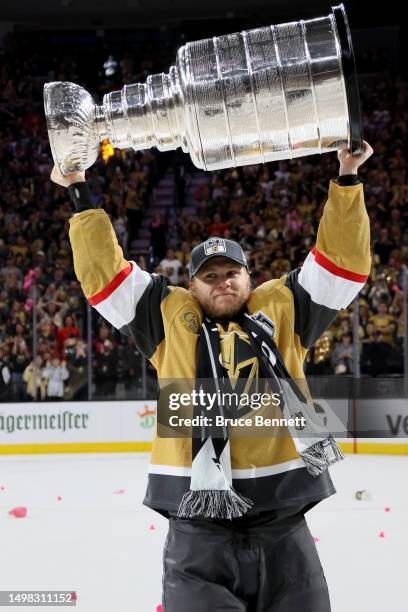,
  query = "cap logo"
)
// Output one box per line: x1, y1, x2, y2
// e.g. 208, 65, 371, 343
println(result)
203, 238, 226, 255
